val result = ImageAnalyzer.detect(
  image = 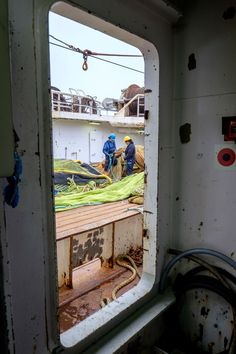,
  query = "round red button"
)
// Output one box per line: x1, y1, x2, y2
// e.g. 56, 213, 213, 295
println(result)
217, 148, 236, 166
